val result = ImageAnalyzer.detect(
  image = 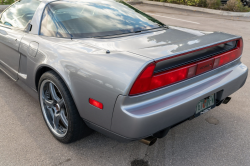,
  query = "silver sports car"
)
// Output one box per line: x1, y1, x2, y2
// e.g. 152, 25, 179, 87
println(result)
0, 0, 248, 145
